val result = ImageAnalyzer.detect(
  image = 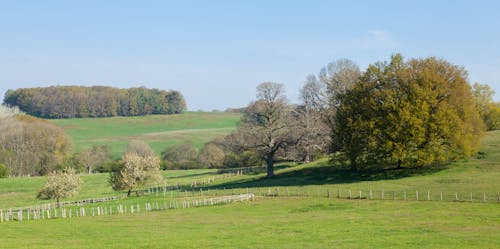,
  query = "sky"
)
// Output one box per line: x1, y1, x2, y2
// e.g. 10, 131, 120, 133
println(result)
0, 0, 499, 111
